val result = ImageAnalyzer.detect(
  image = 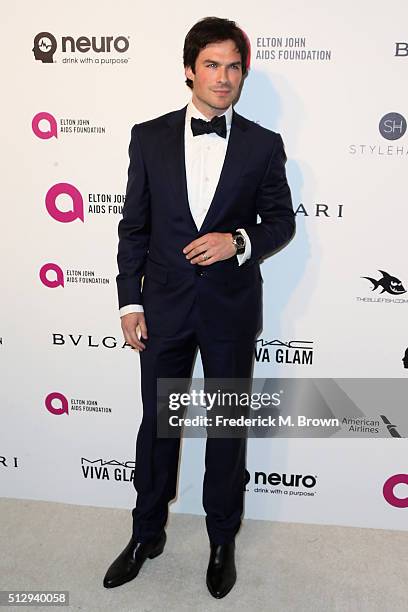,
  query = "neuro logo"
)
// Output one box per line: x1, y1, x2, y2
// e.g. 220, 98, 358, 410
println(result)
32, 31, 130, 61
379, 113, 407, 141
362, 270, 406, 295
45, 183, 84, 222
39, 263, 64, 288
45, 392, 69, 415
32, 32, 57, 63
244, 469, 317, 488
403, 348, 408, 369
32, 112, 58, 139
383, 474, 408, 508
